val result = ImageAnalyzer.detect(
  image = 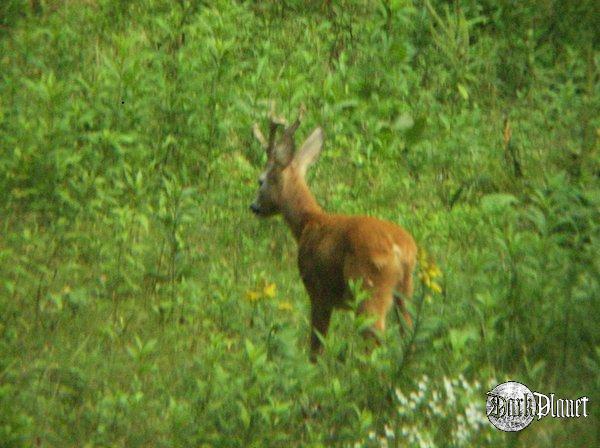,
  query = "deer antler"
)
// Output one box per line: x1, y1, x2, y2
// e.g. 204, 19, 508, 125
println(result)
281, 103, 306, 148
252, 123, 268, 149
284, 103, 305, 138
253, 102, 288, 156
253, 103, 307, 156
